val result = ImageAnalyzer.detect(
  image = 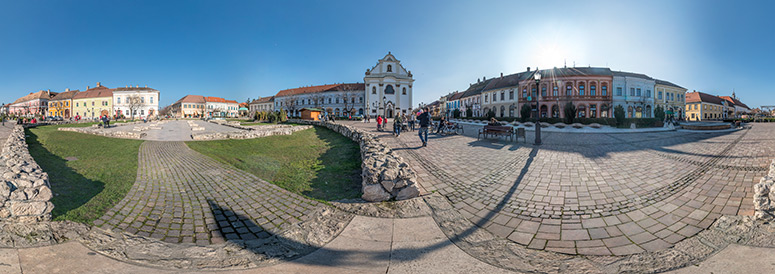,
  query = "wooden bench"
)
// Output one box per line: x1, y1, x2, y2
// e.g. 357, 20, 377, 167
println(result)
478, 125, 514, 141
